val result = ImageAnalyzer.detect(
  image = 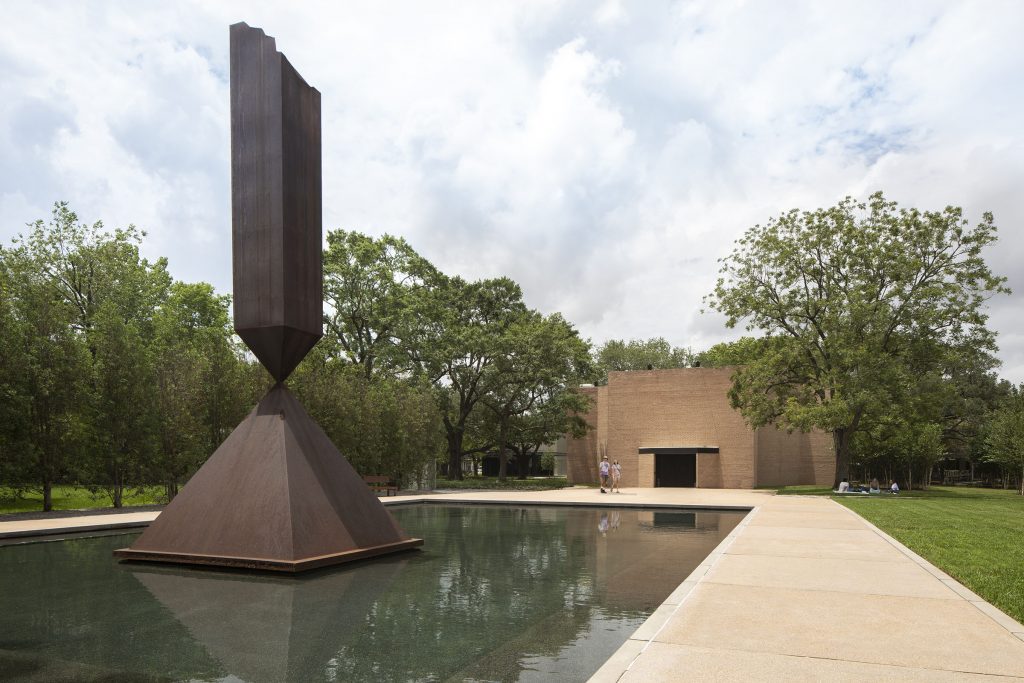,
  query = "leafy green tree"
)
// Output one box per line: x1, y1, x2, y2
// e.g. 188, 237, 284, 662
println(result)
706, 193, 1009, 487
405, 276, 528, 479
89, 300, 161, 507
9, 203, 172, 507
323, 230, 441, 378
150, 282, 251, 500
937, 347, 1011, 479
0, 245, 90, 510
593, 337, 694, 383
697, 336, 780, 367
481, 312, 592, 480
15, 203, 170, 345
291, 341, 443, 487
505, 390, 589, 478
984, 386, 1024, 494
